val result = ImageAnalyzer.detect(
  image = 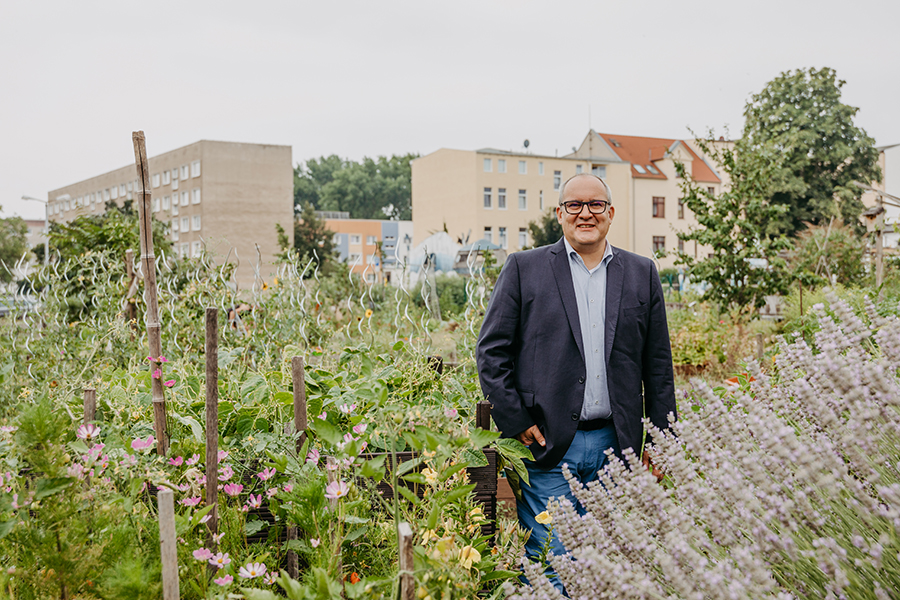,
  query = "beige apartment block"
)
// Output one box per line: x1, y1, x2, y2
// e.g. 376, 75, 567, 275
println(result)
412, 130, 723, 269
47, 140, 293, 291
